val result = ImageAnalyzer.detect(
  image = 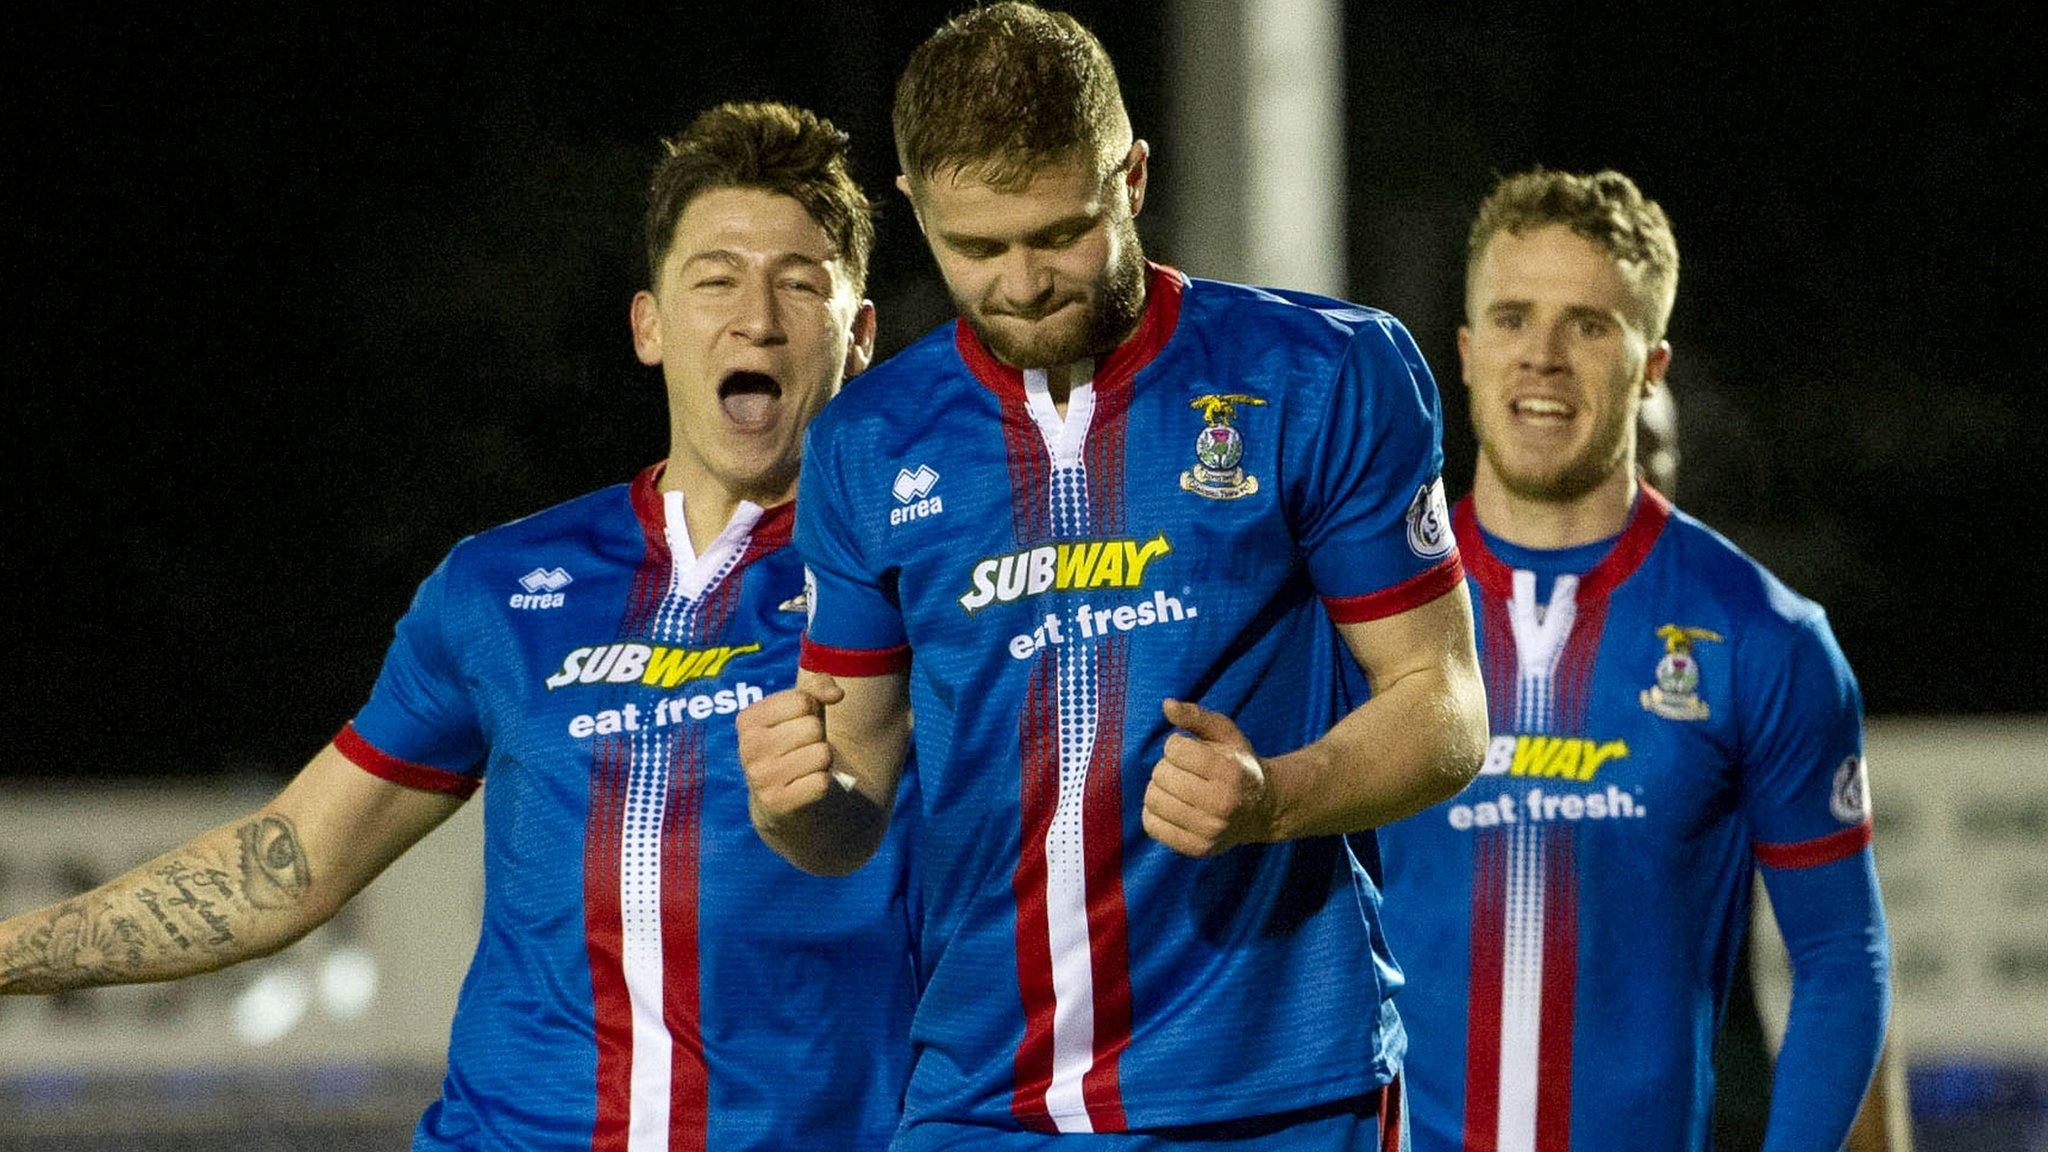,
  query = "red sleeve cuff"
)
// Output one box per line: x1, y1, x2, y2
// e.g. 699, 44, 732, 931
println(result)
1754, 821, 1872, 869
334, 722, 481, 799
1321, 553, 1466, 624
799, 635, 911, 677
